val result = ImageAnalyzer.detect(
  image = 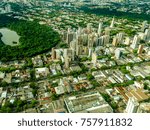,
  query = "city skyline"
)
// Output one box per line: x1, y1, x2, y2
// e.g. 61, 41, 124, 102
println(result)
0, 0, 150, 113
